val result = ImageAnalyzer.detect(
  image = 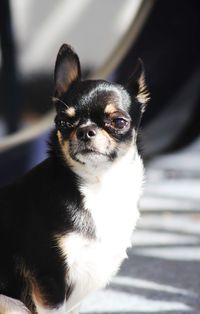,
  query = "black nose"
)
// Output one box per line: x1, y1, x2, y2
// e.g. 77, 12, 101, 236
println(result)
76, 125, 97, 141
